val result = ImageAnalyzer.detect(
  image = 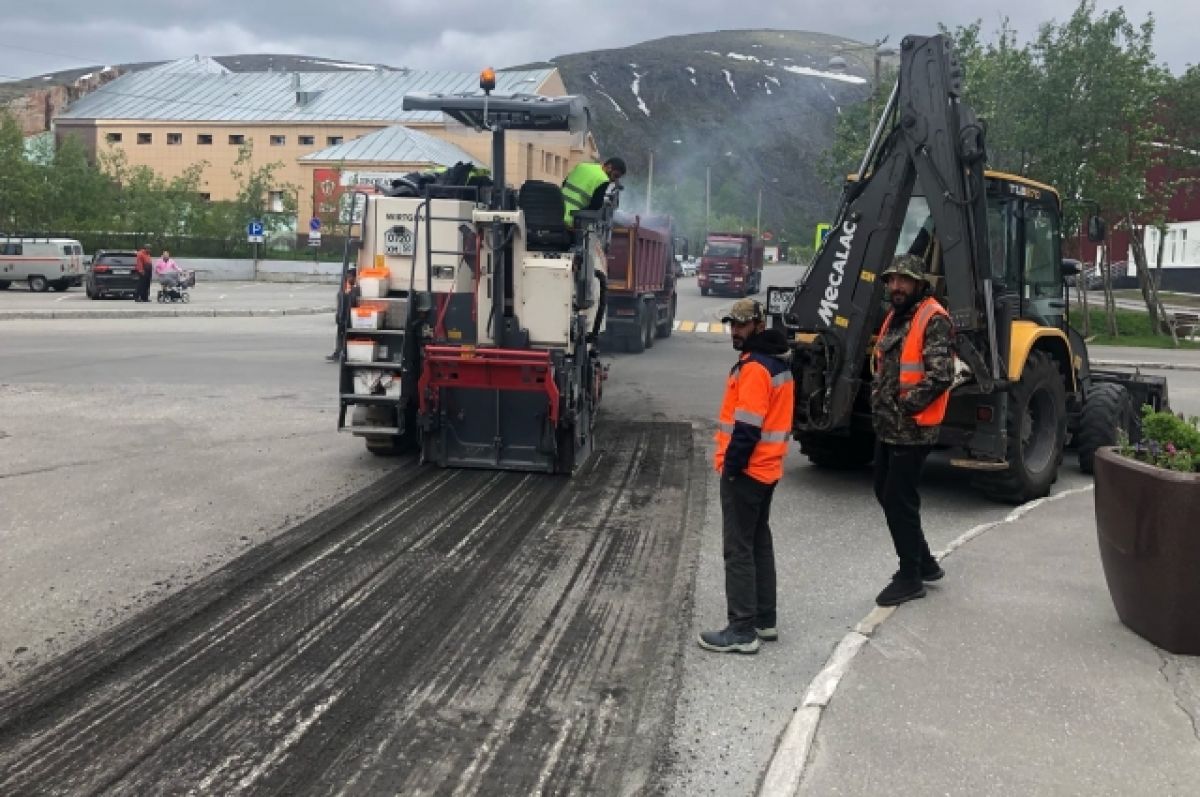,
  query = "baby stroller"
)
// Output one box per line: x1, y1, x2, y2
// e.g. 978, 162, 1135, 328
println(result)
156, 269, 196, 303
